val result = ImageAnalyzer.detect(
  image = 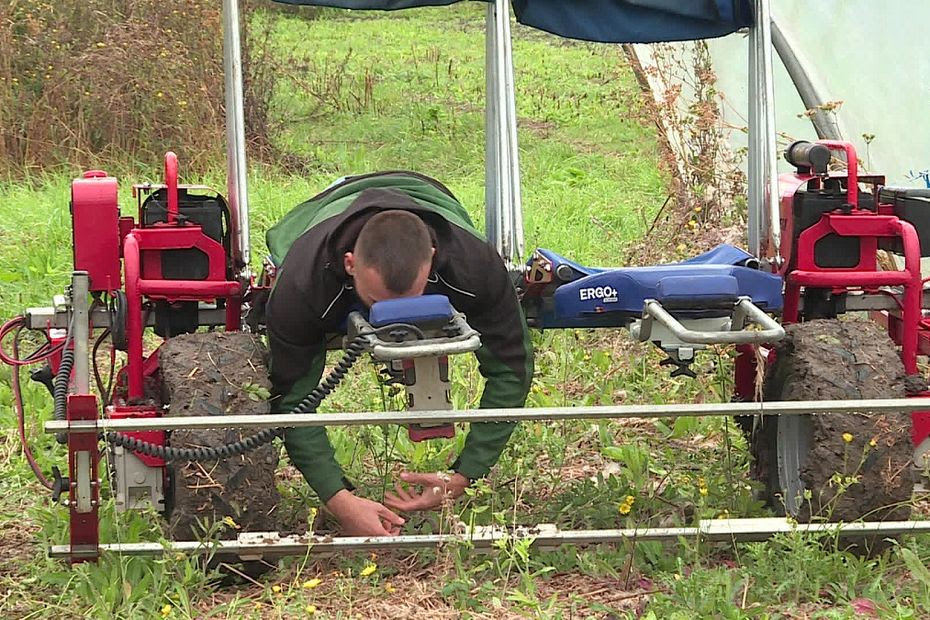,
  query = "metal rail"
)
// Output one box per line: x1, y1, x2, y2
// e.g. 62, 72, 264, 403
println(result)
49, 519, 930, 559
747, 0, 780, 262
71, 273, 91, 394
223, 0, 251, 273
770, 20, 842, 141
45, 399, 930, 433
